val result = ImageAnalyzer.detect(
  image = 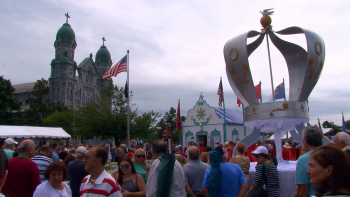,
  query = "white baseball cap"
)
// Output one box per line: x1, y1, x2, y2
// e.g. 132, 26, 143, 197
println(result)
5, 138, 18, 145
251, 146, 268, 155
